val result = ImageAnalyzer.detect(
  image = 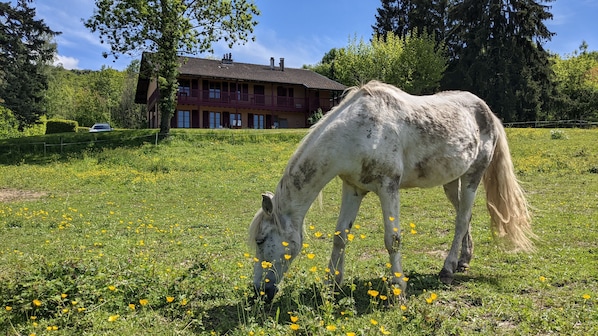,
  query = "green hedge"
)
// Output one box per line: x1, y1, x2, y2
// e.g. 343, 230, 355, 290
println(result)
45, 119, 79, 134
